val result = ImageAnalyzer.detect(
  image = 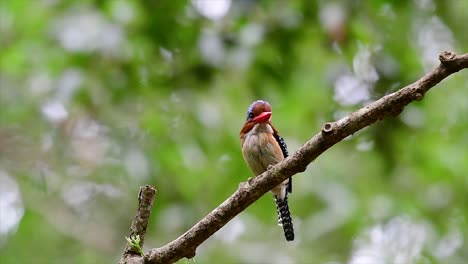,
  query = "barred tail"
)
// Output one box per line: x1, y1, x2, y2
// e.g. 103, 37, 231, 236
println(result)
275, 196, 295, 241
